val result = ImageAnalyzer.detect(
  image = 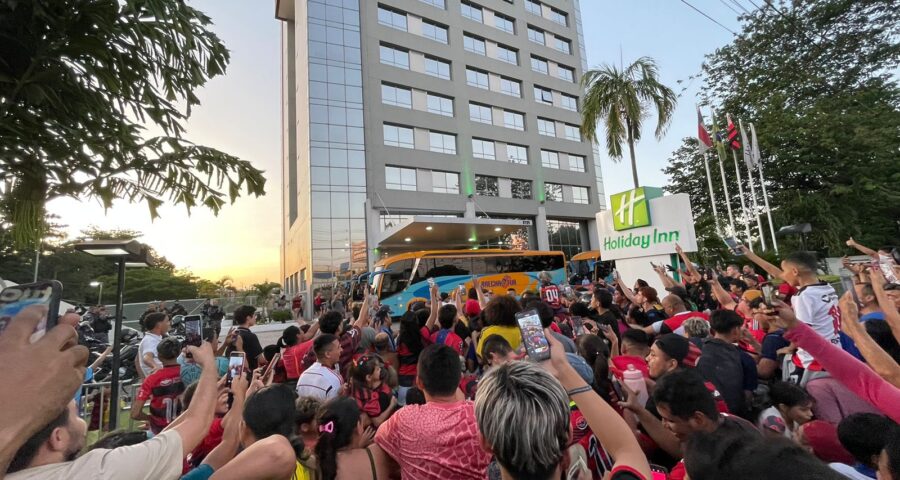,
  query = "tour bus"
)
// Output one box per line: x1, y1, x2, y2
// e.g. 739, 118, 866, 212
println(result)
567, 250, 616, 286
370, 249, 566, 317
